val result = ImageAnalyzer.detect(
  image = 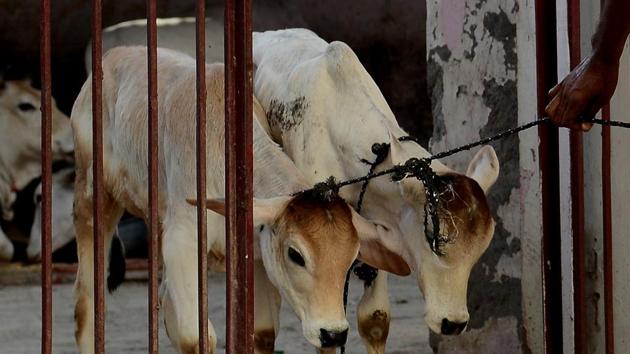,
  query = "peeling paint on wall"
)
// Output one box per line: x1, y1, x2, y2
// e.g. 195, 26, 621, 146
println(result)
427, 0, 521, 352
